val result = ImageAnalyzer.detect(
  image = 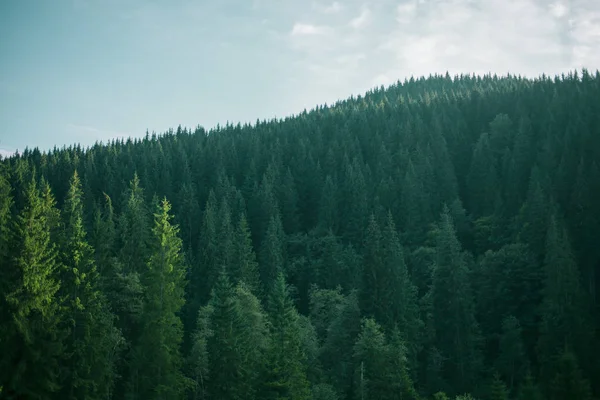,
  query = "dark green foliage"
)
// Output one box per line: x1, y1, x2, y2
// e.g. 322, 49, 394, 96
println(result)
1, 71, 600, 399
231, 213, 261, 295
495, 315, 527, 392
127, 199, 188, 399
57, 171, 123, 400
548, 350, 592, 400
260, 213, 287, 295
192, 272, 267, 400
489, 373, 509, 400
1, 176, 64, 398
430, 207, 481, 395
263, 273, 311, 400
538, 215, 593, 394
